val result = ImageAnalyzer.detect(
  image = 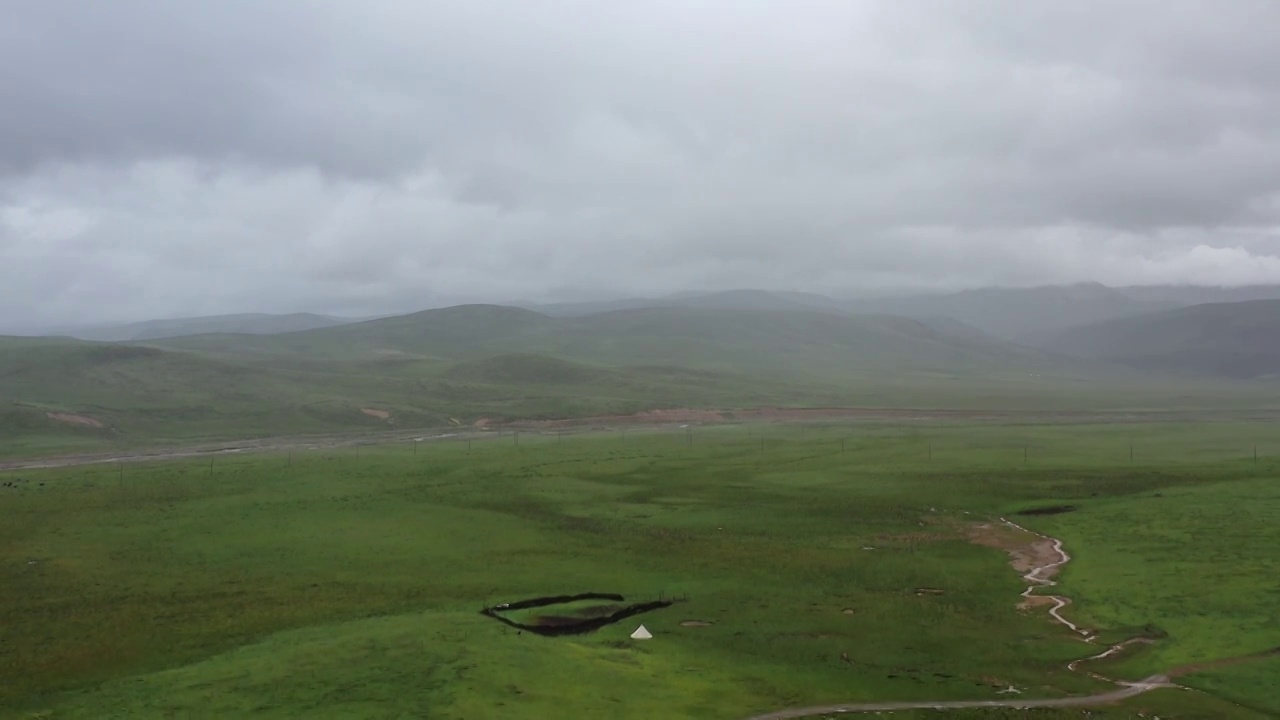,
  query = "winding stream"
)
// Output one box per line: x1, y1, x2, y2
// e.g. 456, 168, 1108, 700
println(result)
738, 518, 1181, 719
1001, 518, 1092, 637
